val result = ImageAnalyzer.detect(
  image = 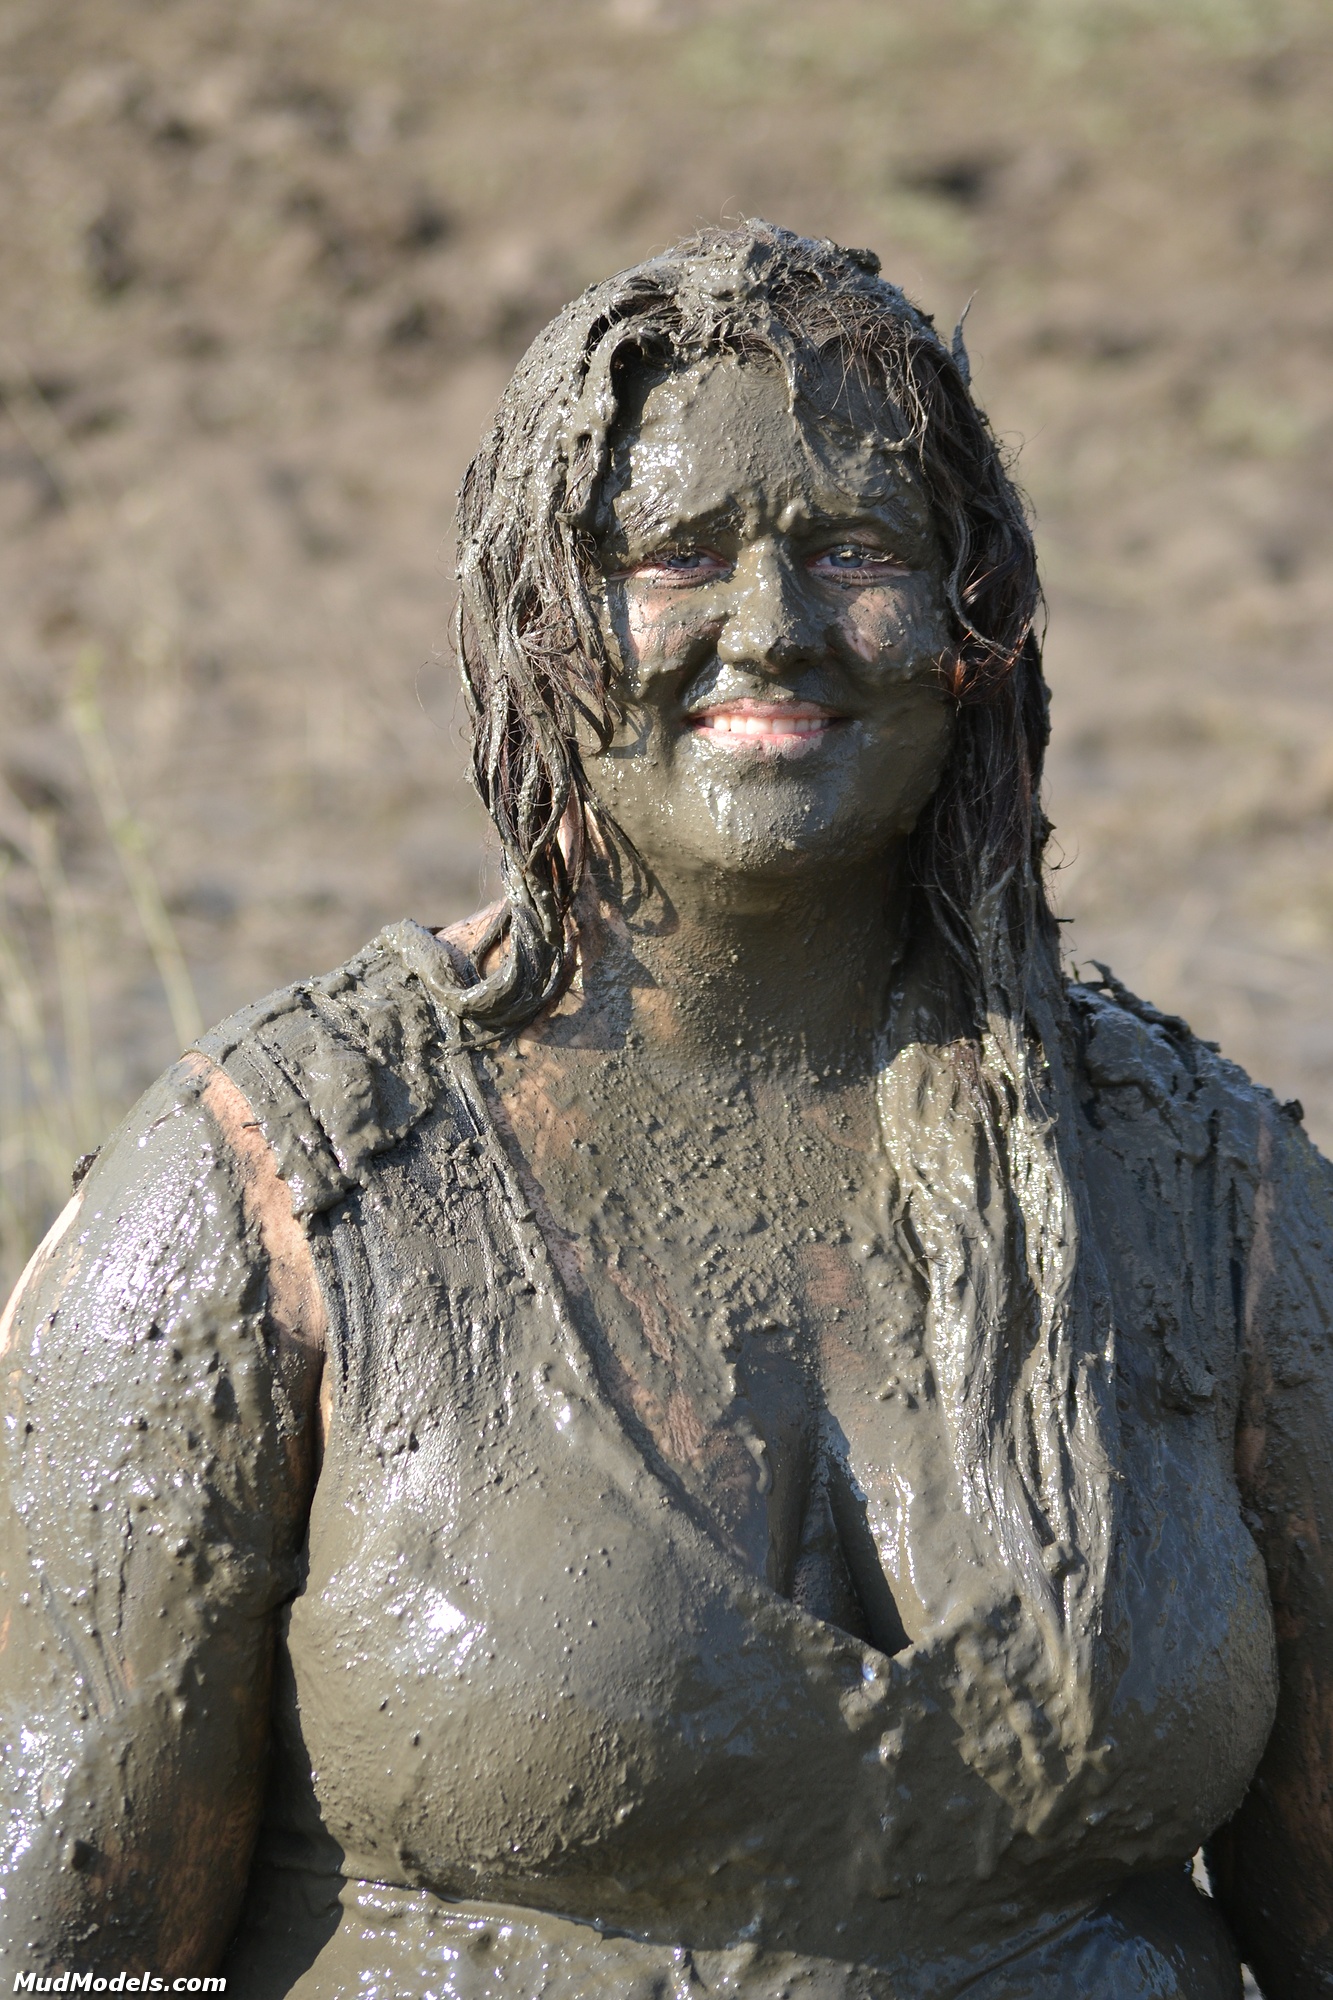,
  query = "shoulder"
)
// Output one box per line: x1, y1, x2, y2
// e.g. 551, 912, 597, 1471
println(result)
1070, 966, 1228, 1110
1067, 967, 1320, 1182
0, 1059, 224, 1366
1067, 969, 1333, 1392
0, 1056, 275, 1430
195, 914, 496, 1218
2, 913, 499, 1365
